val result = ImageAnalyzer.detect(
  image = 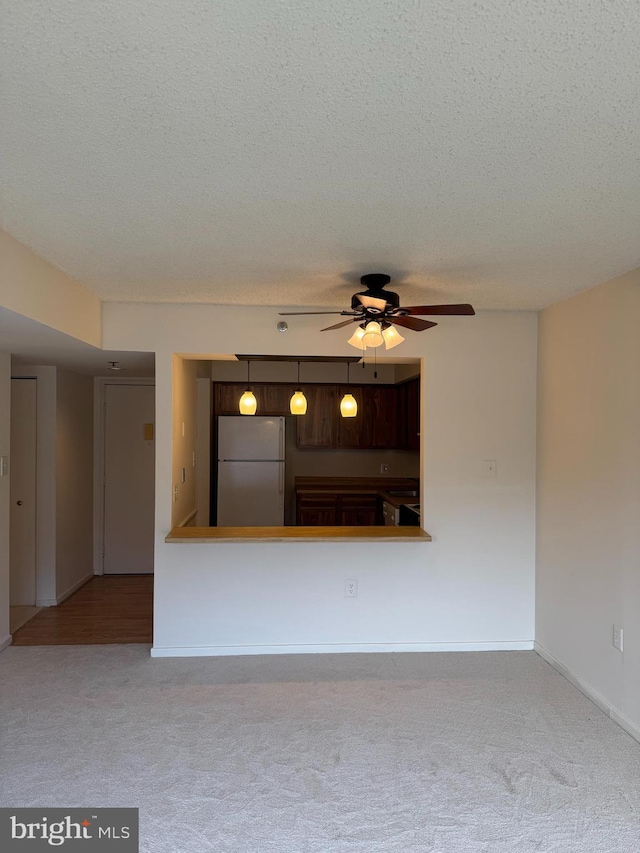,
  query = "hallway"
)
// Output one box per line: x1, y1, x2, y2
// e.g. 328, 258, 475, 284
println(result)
11, 576, 153, 645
